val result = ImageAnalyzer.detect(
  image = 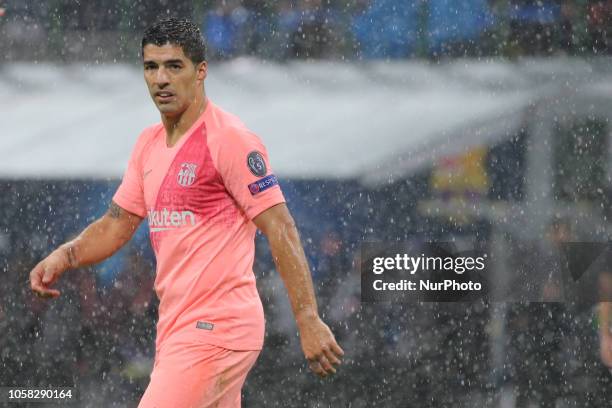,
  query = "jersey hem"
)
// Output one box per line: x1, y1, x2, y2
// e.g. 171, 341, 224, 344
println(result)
246, 196, 286, 221
112, 194, 147, 218
157, 335, 264, 352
